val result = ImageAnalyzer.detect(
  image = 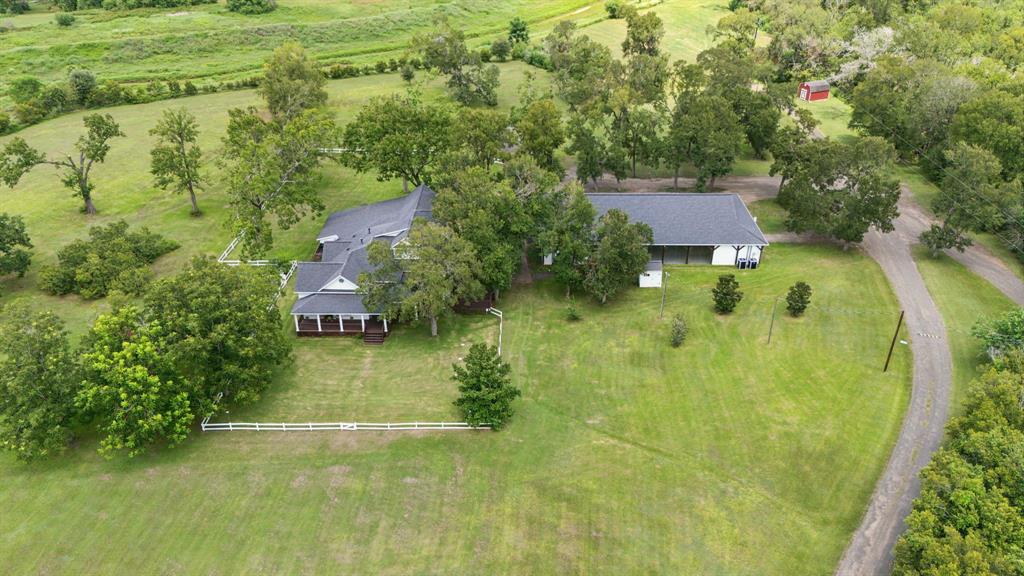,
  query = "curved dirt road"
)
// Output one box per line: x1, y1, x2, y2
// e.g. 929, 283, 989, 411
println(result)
582, 173, 1024, 575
